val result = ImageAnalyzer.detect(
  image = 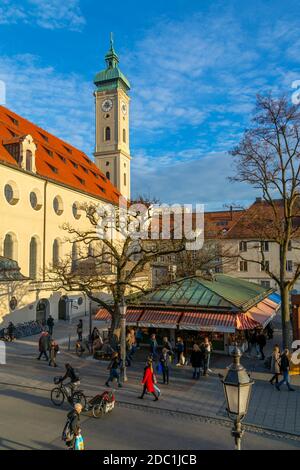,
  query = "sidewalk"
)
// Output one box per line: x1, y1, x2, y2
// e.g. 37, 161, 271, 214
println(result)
1, 318, 300, 436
